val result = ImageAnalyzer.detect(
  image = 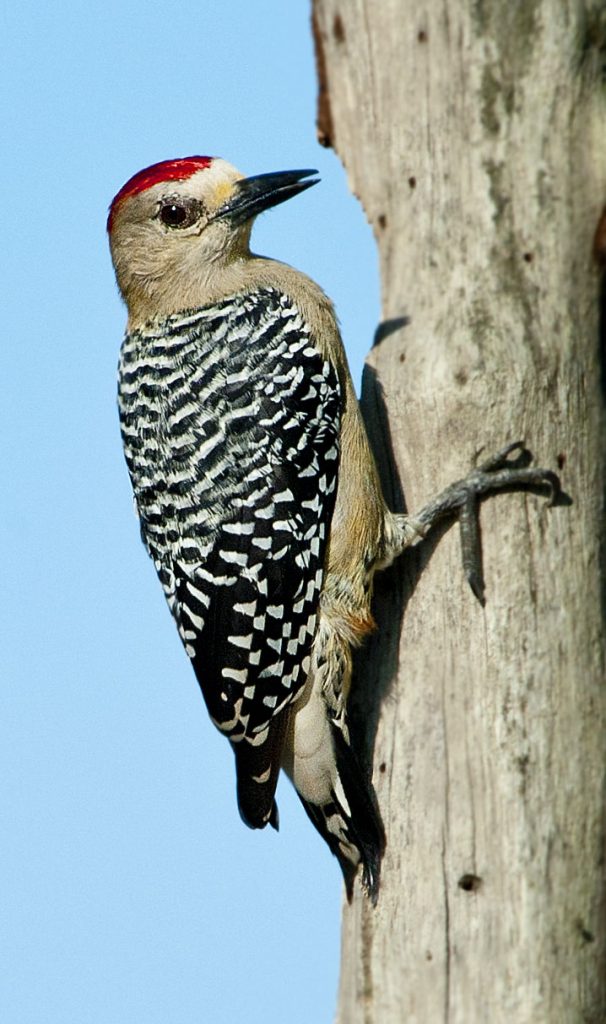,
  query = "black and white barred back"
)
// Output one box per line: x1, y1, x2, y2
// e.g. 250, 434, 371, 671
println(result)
118, 288, 341, 825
